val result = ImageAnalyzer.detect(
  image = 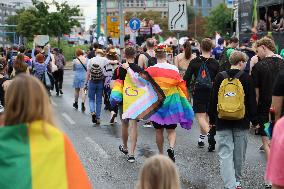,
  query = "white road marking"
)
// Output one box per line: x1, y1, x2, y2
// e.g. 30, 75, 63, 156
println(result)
62, 113, 76, 125
50, 99, 58, 107
85, 137, 109, 159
